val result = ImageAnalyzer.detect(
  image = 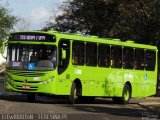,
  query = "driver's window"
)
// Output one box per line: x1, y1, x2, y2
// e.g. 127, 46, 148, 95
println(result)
58, 39, 70, 75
